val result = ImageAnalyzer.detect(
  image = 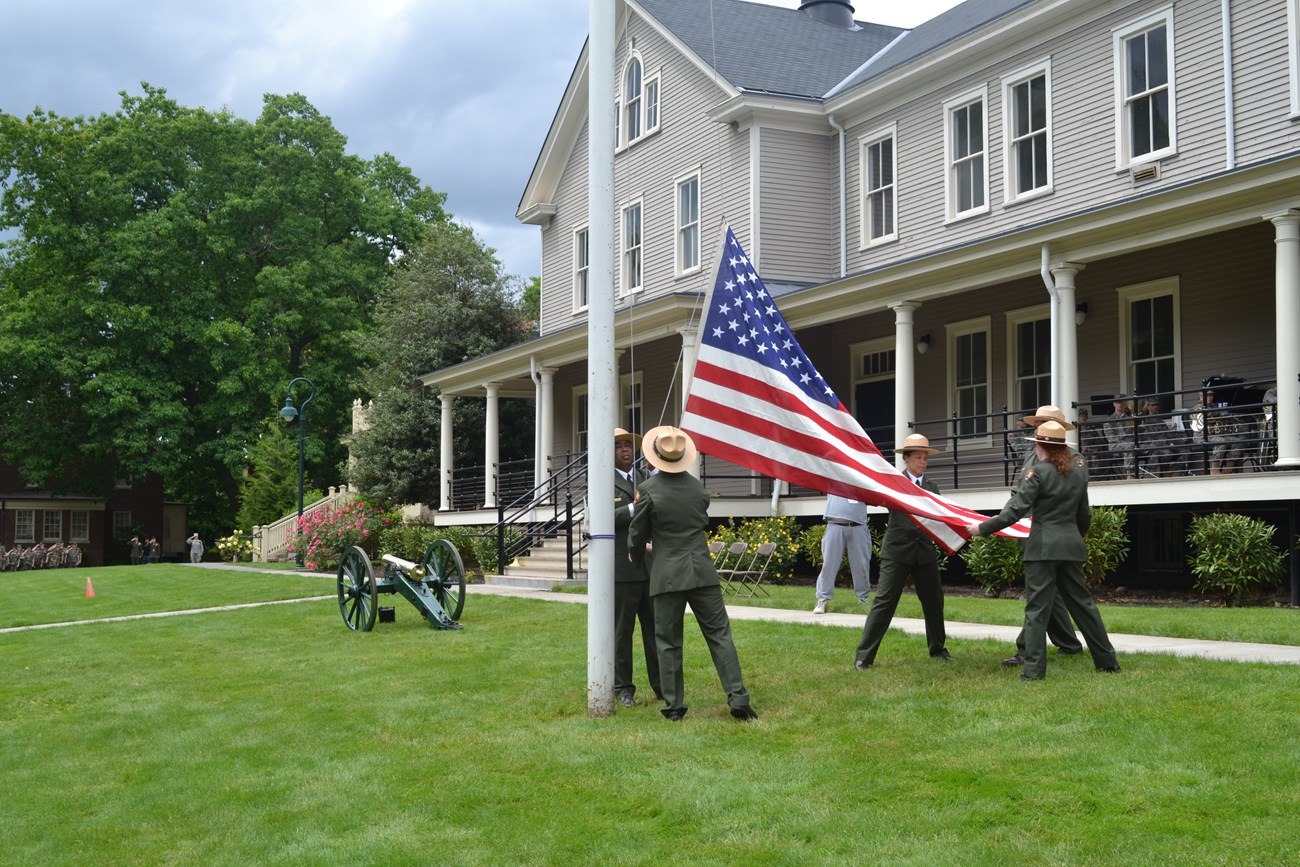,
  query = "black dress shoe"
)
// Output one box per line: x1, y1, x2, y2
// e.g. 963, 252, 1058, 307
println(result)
1019, 674, 1043, 681
932, 649, 952, 661
617, 691, 636, 708
1002, 654, 1025, 667
1096, 664, 1122, 673
730, 706, 759, 721
661, 708, 687, 721
1056, 647, 1084, 655
854, 659, 871, 670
